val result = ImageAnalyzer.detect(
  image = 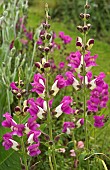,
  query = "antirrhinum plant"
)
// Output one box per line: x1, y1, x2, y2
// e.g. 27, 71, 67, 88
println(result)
1, 1, 110, 170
